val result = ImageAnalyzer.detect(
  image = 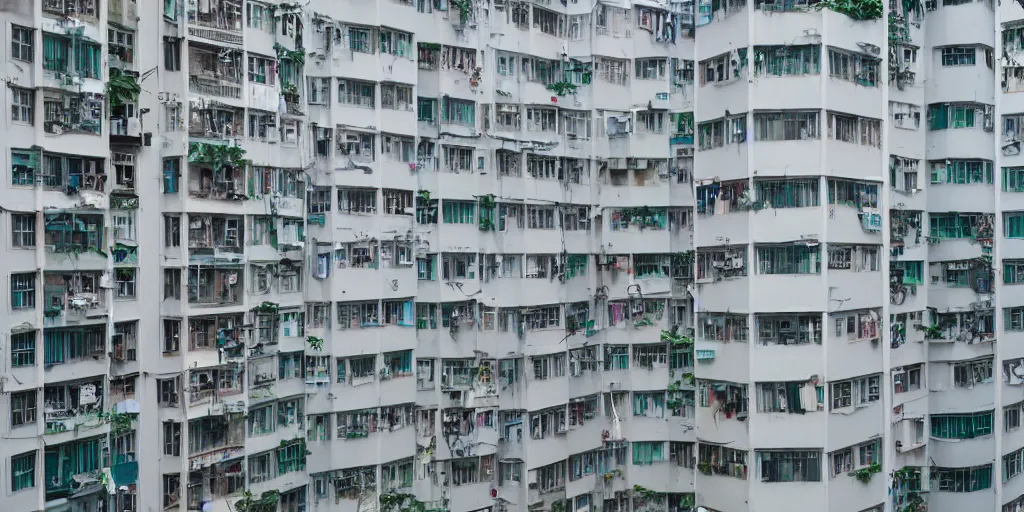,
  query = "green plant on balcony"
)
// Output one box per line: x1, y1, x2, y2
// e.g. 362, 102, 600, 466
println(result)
107, 68, 141, 107
848, 462, 881, 483
914, 323, 942, 339
660, 329, 692, 346
697, 461, 712, 475
188, 142, 251, 171
255, 301, 280, 314
307, 336, 324, 351
547, 81, 579, 96
417, 190, 432, 202
632, 485, 661, 501
815, 0, 883, 19
380, 493, 427, 512
281, 82, 300, 103
236, 490, 280, 512
273, 42, 307, 67
679, 494, 695, 511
